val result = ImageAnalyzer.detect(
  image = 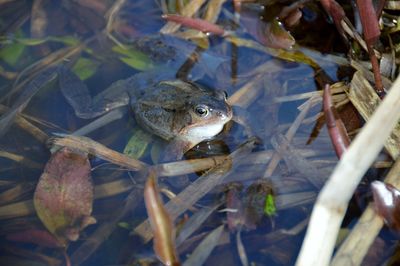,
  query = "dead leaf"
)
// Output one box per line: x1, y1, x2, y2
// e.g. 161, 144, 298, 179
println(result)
33, 148, 96, 246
